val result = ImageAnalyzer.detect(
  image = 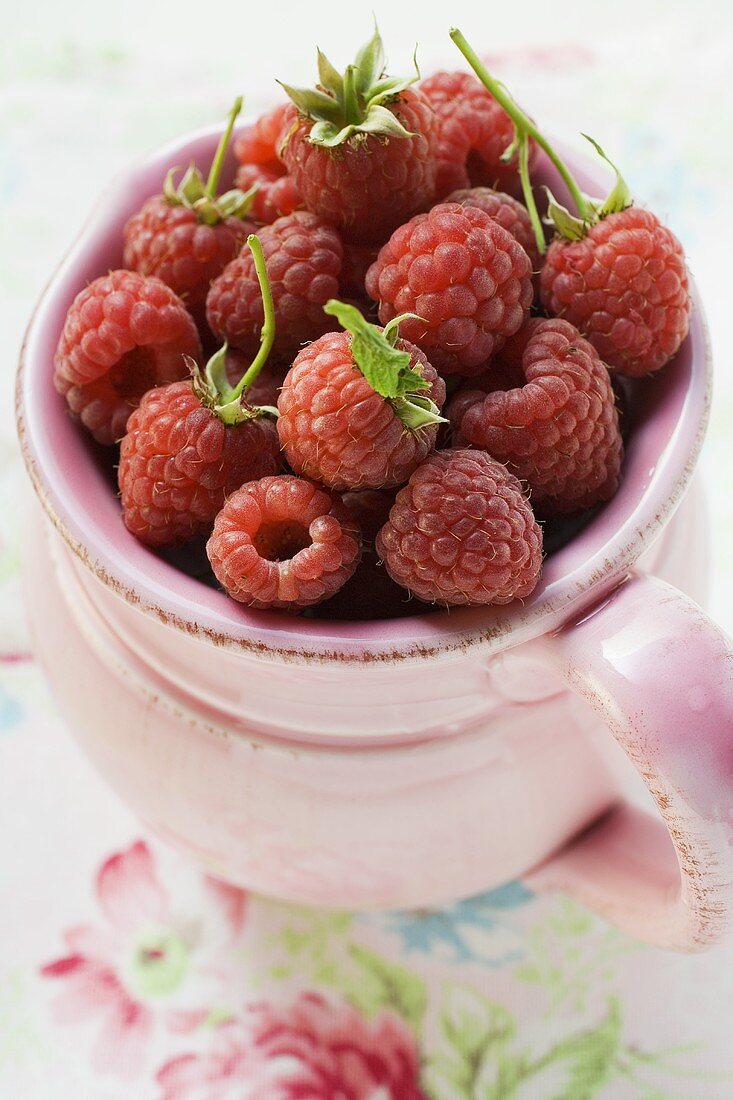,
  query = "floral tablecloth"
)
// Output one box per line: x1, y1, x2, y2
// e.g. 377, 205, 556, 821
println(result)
2, 3, 733, 1096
